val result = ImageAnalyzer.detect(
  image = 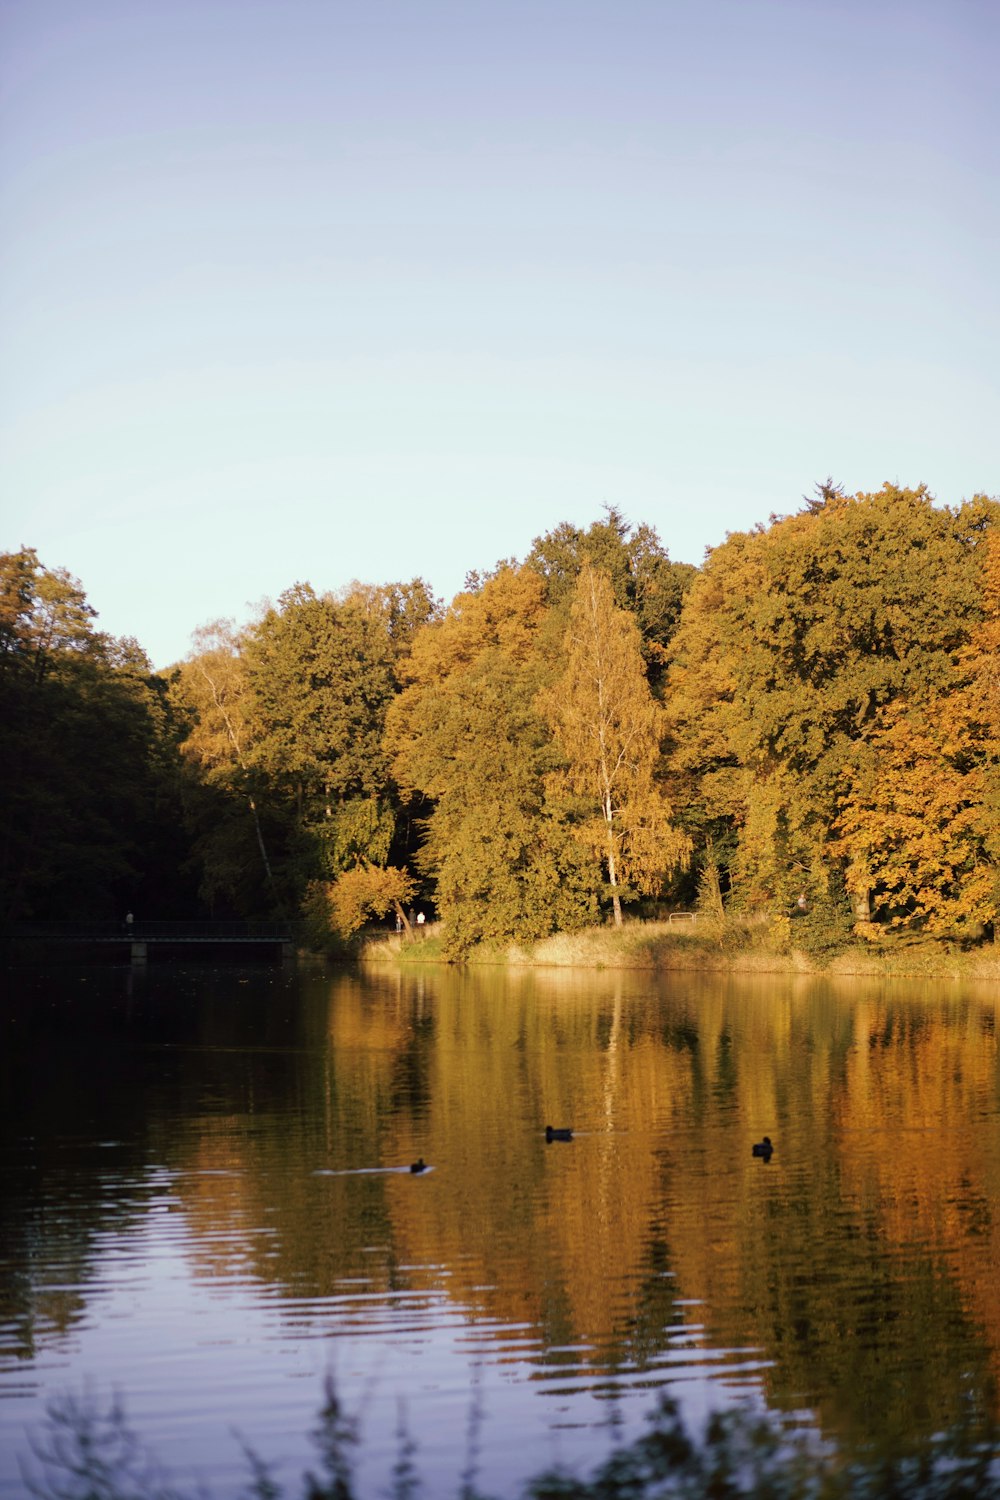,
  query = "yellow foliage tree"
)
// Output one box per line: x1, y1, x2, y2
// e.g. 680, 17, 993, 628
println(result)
307, 862, 417, 944
666, 486, 1000, 927
542, 565, 690, 926
829, 526, 1000, 933
828, 699, 995, 932
171, 620, 280, 907
386, 567, 601, 951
